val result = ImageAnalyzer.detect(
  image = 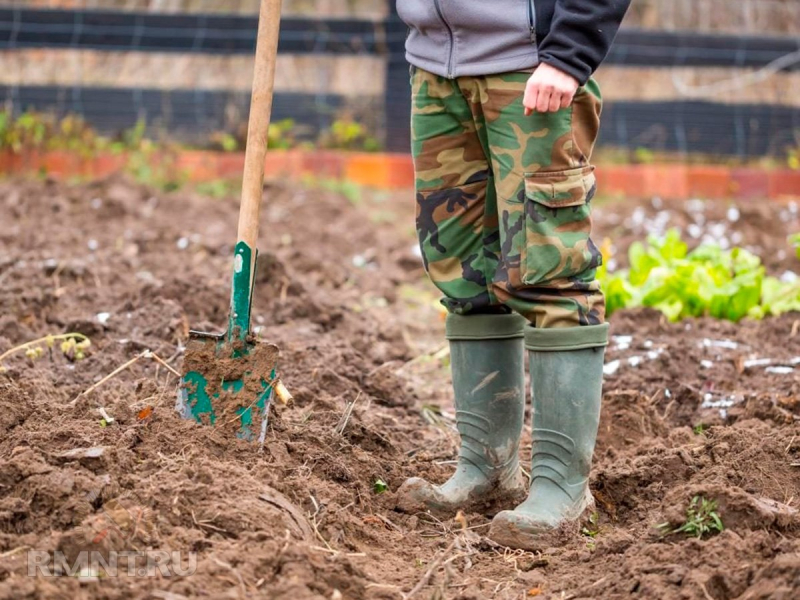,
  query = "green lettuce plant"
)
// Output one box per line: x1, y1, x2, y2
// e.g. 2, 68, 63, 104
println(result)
599, 229, 800, 321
